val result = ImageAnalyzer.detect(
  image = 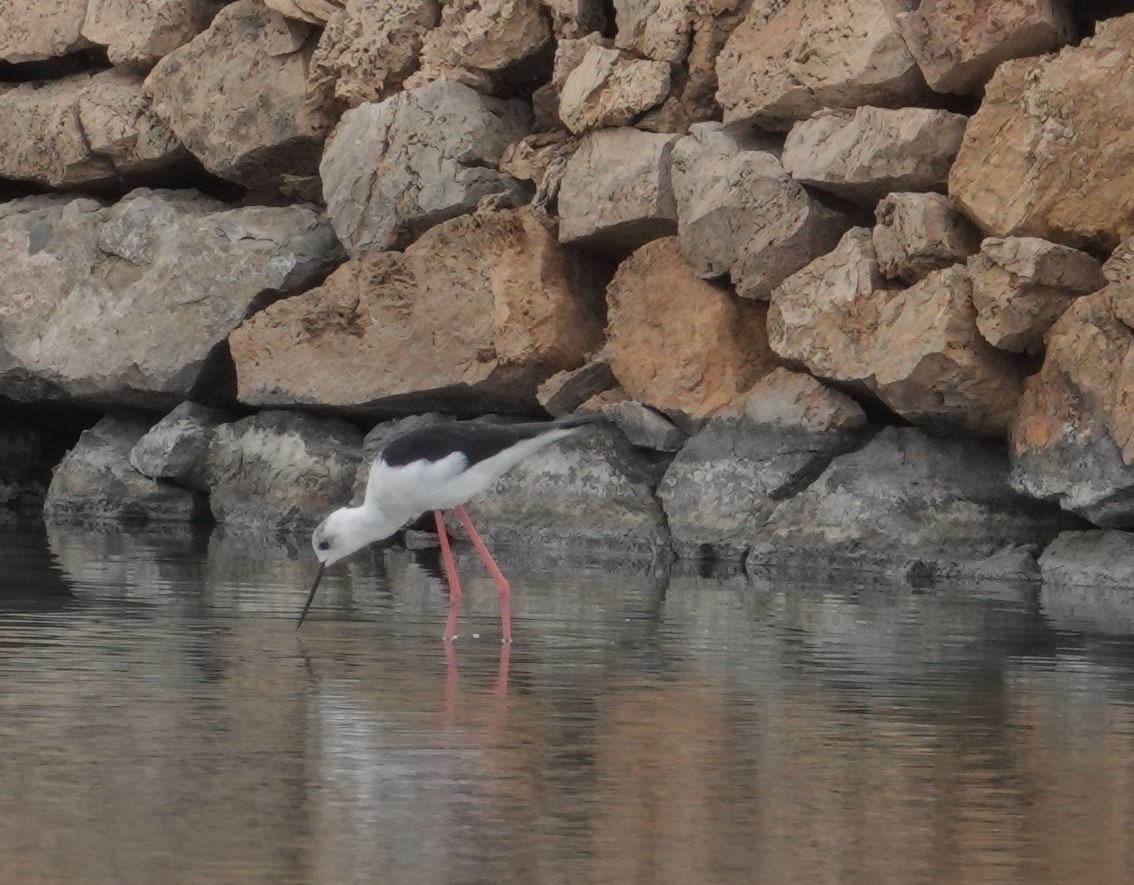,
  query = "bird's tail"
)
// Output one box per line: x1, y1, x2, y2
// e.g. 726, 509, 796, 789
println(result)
500, 412, 606, 435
